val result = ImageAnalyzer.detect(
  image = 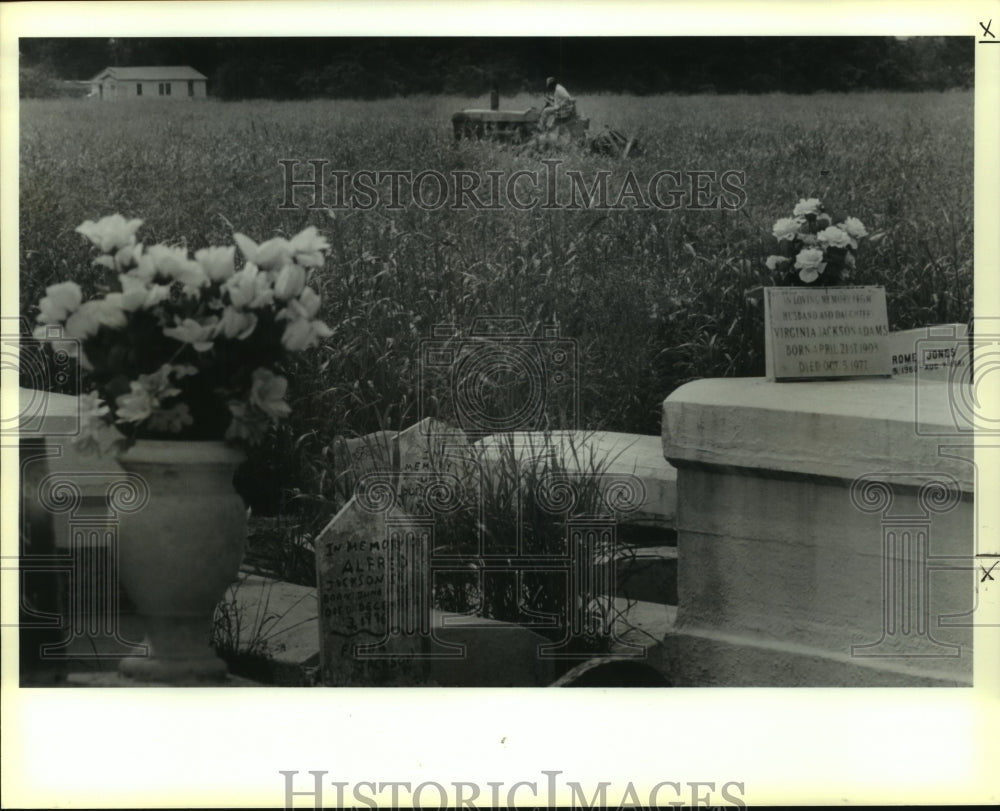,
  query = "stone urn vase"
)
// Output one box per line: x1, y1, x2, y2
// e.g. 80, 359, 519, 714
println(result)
115, 440, 246, 684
